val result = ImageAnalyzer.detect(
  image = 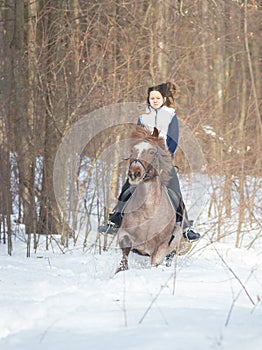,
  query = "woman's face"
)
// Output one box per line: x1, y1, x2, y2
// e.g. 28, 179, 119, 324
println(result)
149, 91, 166, 109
